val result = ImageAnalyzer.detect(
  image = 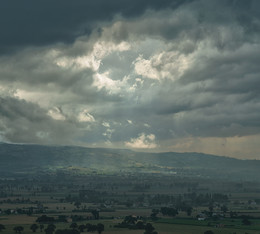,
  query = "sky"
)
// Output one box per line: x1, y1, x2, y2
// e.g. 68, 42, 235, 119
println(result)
0, 0, 260, 159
